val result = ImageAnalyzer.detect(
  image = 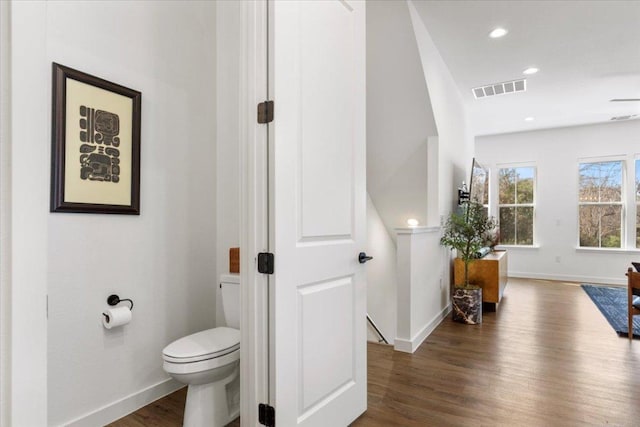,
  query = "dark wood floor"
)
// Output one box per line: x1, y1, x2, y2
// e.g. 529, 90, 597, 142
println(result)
111, 278, 640, 426
106, 387, 240, 427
